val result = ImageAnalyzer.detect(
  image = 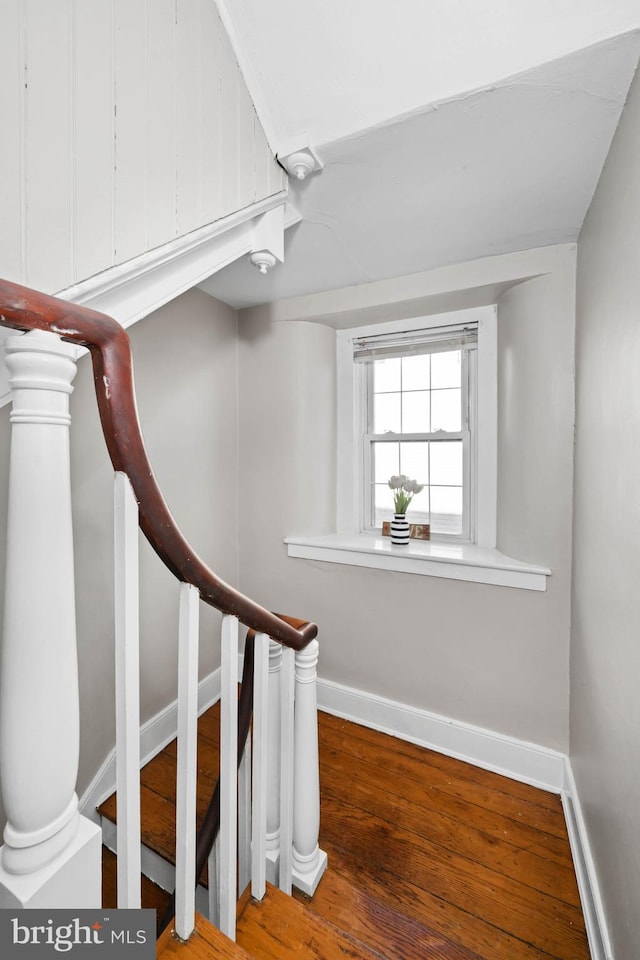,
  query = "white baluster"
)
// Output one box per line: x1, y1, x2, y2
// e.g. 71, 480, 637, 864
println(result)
0, 330, 101, 907
265, 639, 282, 884
114, 471, 141, 909
175, 583, 200, 940
219, 614, 238, 940
278, 647, 295, 894
251, 633, 269, 900
292, 638, 328, 895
